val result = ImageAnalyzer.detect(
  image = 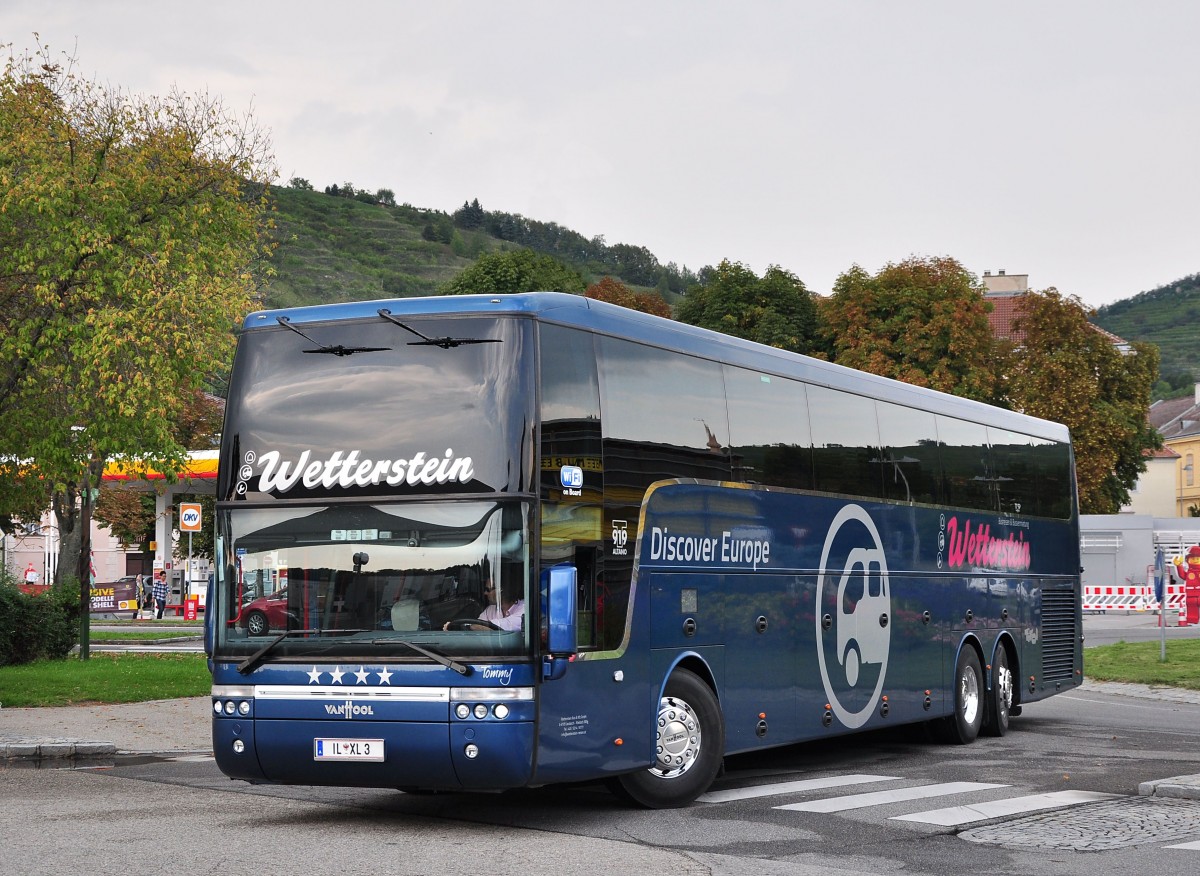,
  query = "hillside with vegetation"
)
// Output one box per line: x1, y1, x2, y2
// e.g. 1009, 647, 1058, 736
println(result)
1093, 273, 1200, 397
262, 183, 1198, 402
260, 183, 696, 310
